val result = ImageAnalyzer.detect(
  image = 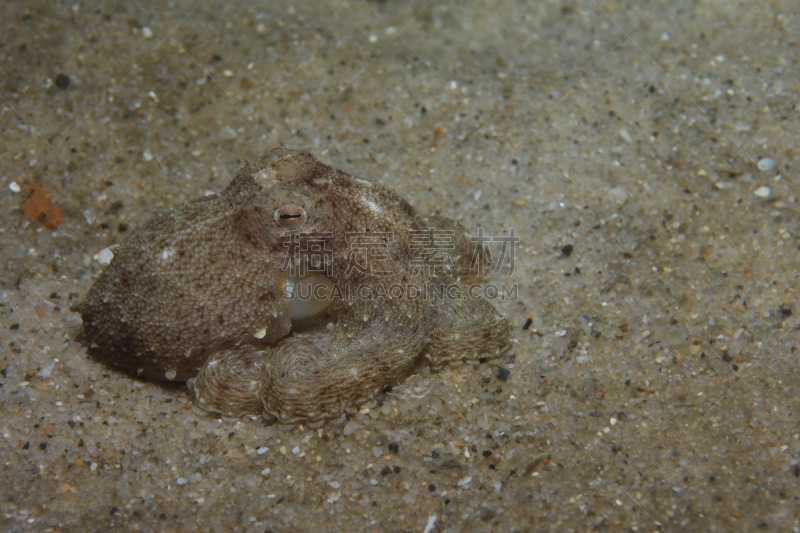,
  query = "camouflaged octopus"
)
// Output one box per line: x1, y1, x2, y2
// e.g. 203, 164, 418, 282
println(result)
73, 148, 511, 427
